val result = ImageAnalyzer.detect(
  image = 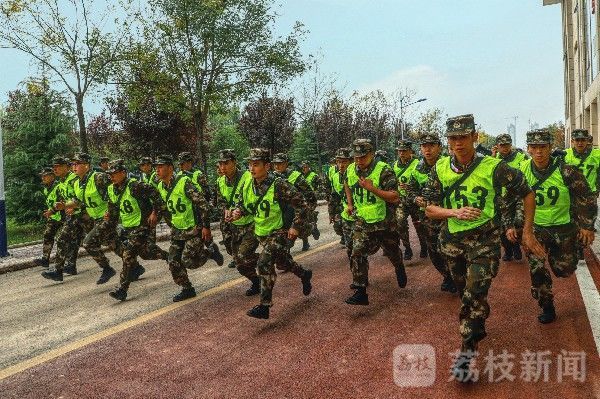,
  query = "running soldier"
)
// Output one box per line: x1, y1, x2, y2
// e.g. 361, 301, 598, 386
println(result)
423, 114, 545, 381
35, 167, 63, 268
393, 139, 427, 260
344, 139, 406, 305
105, 160, 169, 301
217, 149, 260, 296
232, 148, 313, 320
299, 161, 321, 247
508, 129, 597, 323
